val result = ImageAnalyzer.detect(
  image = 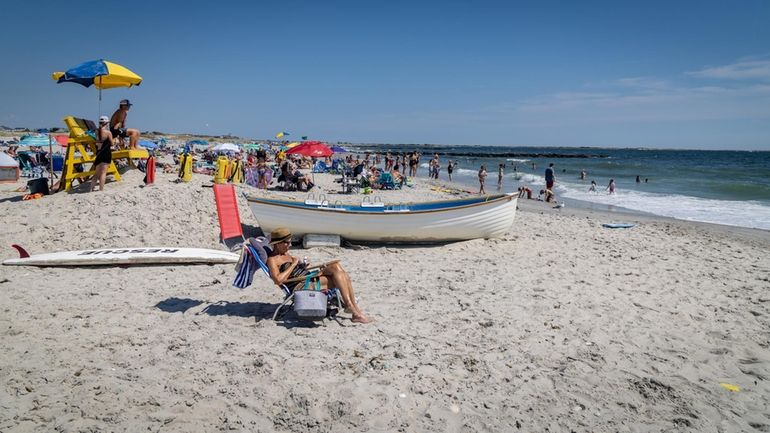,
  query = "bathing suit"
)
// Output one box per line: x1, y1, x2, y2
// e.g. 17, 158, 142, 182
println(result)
94, 134, 112, 165
279, 260, 310, 291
